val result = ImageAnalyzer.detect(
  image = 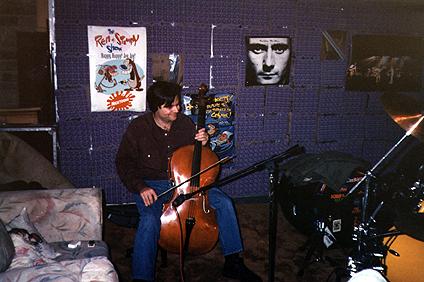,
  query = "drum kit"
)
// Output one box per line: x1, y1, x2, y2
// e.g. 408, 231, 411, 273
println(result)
280, 91, 424, 281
